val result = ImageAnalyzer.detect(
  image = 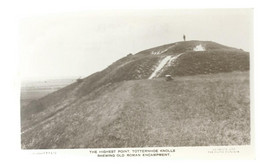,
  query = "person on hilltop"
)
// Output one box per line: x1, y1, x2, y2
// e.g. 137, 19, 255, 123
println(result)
183, 34, 186, 41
